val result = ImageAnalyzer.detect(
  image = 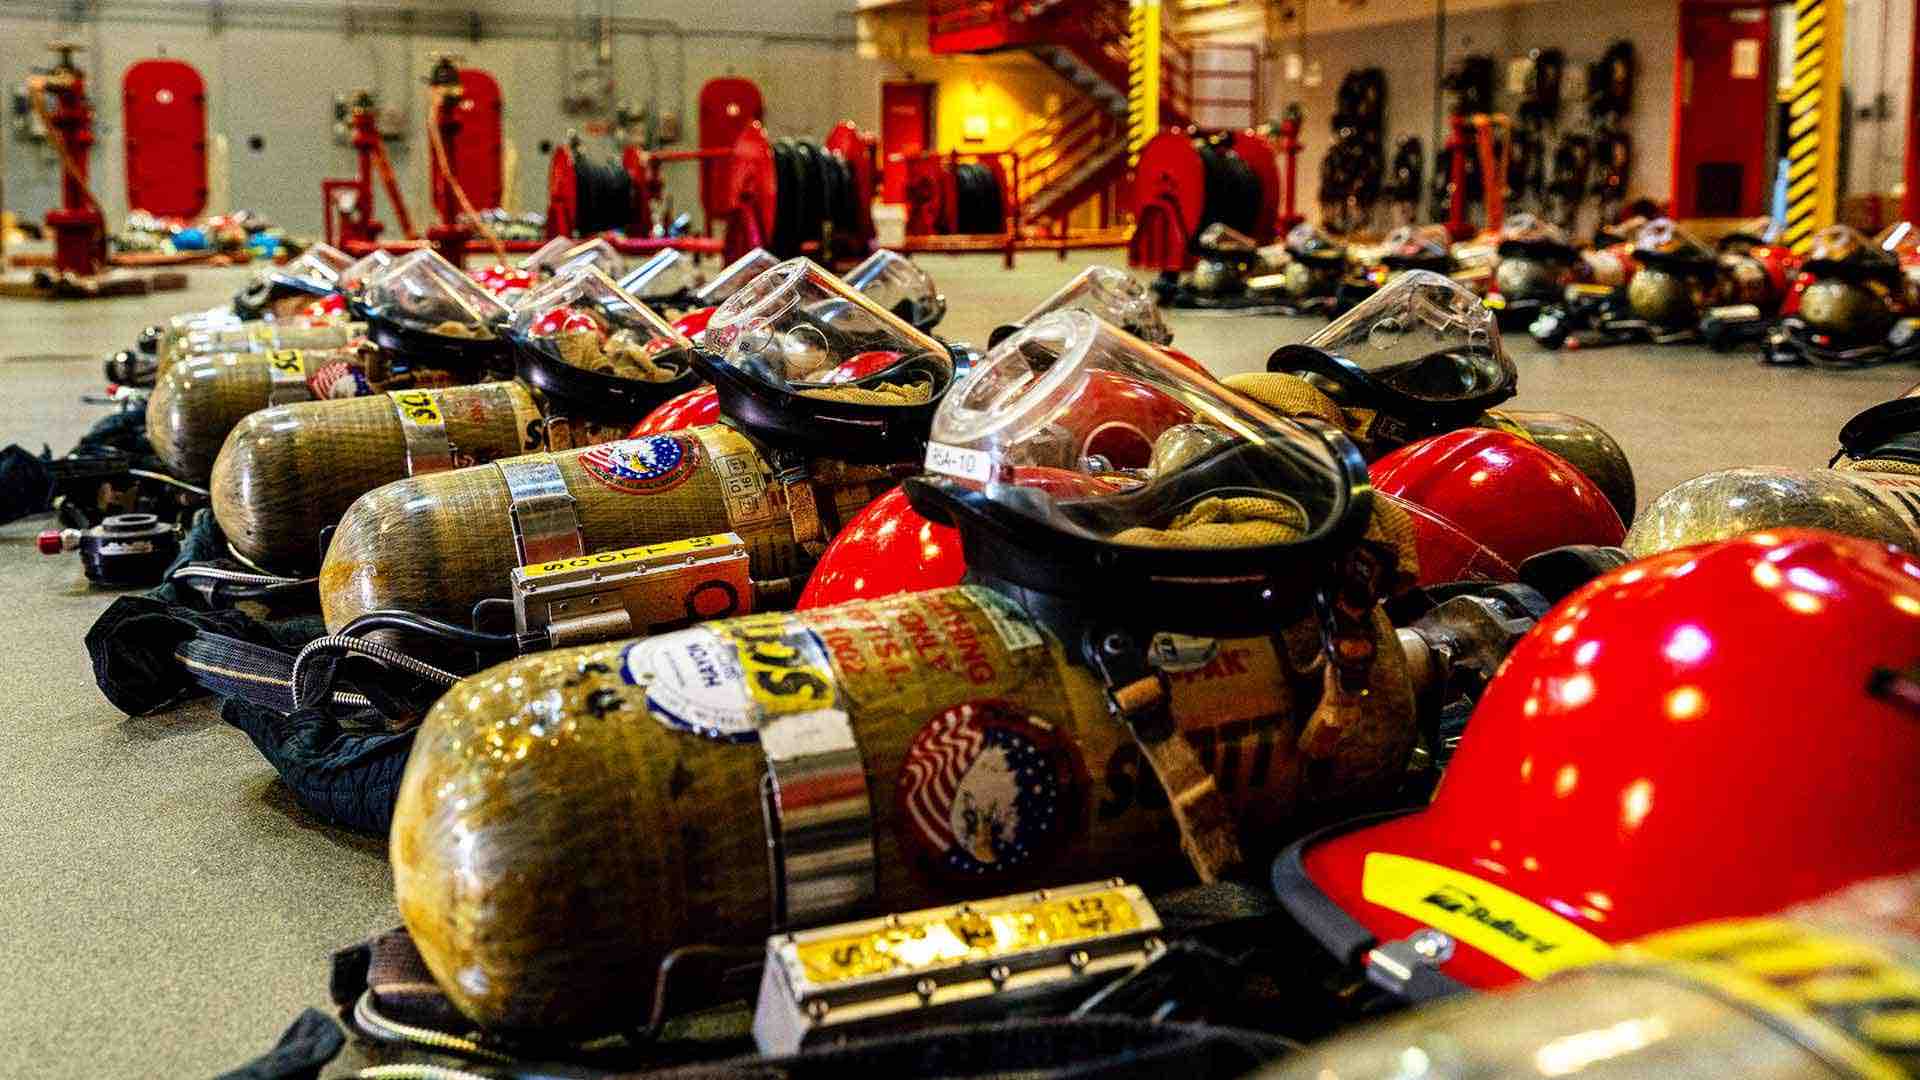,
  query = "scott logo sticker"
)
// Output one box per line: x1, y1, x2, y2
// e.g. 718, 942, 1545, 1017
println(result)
580, 435, 702, 495
894, 701, 1085, 883
625, 613, 837, 742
